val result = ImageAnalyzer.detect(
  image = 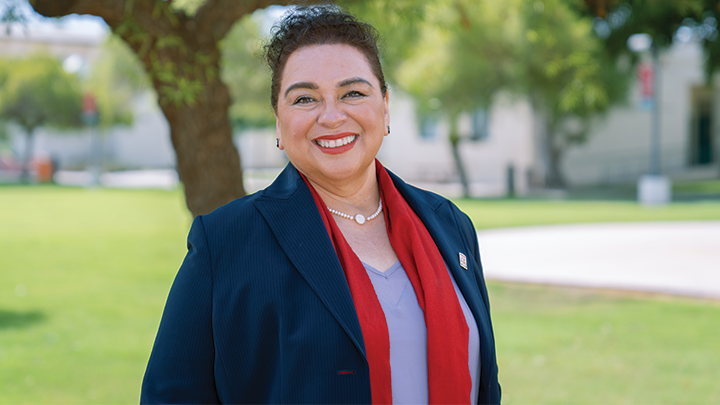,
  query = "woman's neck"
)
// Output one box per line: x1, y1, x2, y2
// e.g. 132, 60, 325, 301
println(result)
305, 163, 381, 215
